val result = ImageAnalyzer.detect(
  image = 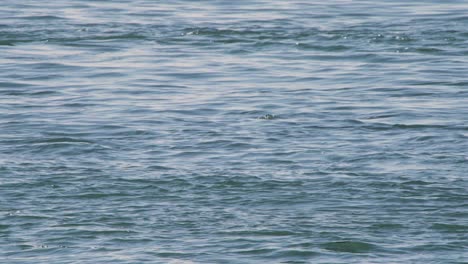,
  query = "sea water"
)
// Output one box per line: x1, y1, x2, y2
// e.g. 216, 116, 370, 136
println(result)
1, 1, 467, 263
